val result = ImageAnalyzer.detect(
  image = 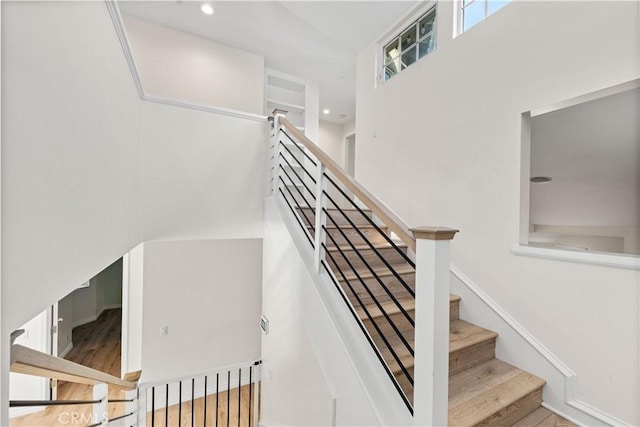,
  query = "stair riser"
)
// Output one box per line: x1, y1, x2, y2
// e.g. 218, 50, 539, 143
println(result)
327, 246, 411, 272
451, 299, 460, 321
323, 227, 390, 247
475, 388, 543, 426
297, 208, 373, 227
450, 338, 496, 376
363, 309, 415, 338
